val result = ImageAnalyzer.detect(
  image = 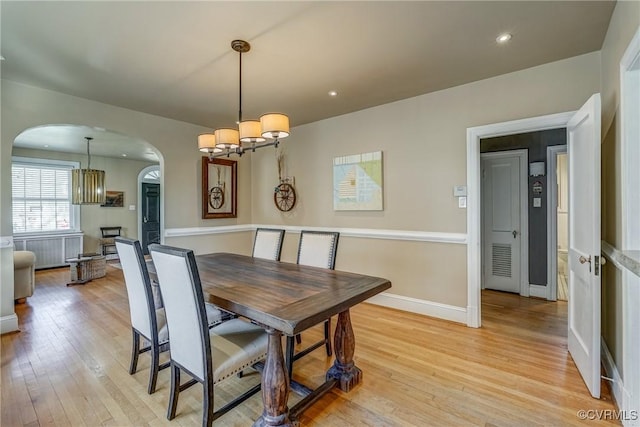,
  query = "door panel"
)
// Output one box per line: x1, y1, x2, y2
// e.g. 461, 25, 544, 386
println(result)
482, 155, 521, 293
567, 93, 601, 398
141, 183, 160, 255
